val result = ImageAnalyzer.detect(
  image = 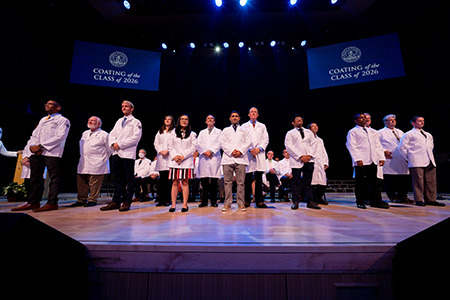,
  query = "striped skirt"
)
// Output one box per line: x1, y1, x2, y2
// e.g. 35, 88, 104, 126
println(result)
169, 168, 194, 180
